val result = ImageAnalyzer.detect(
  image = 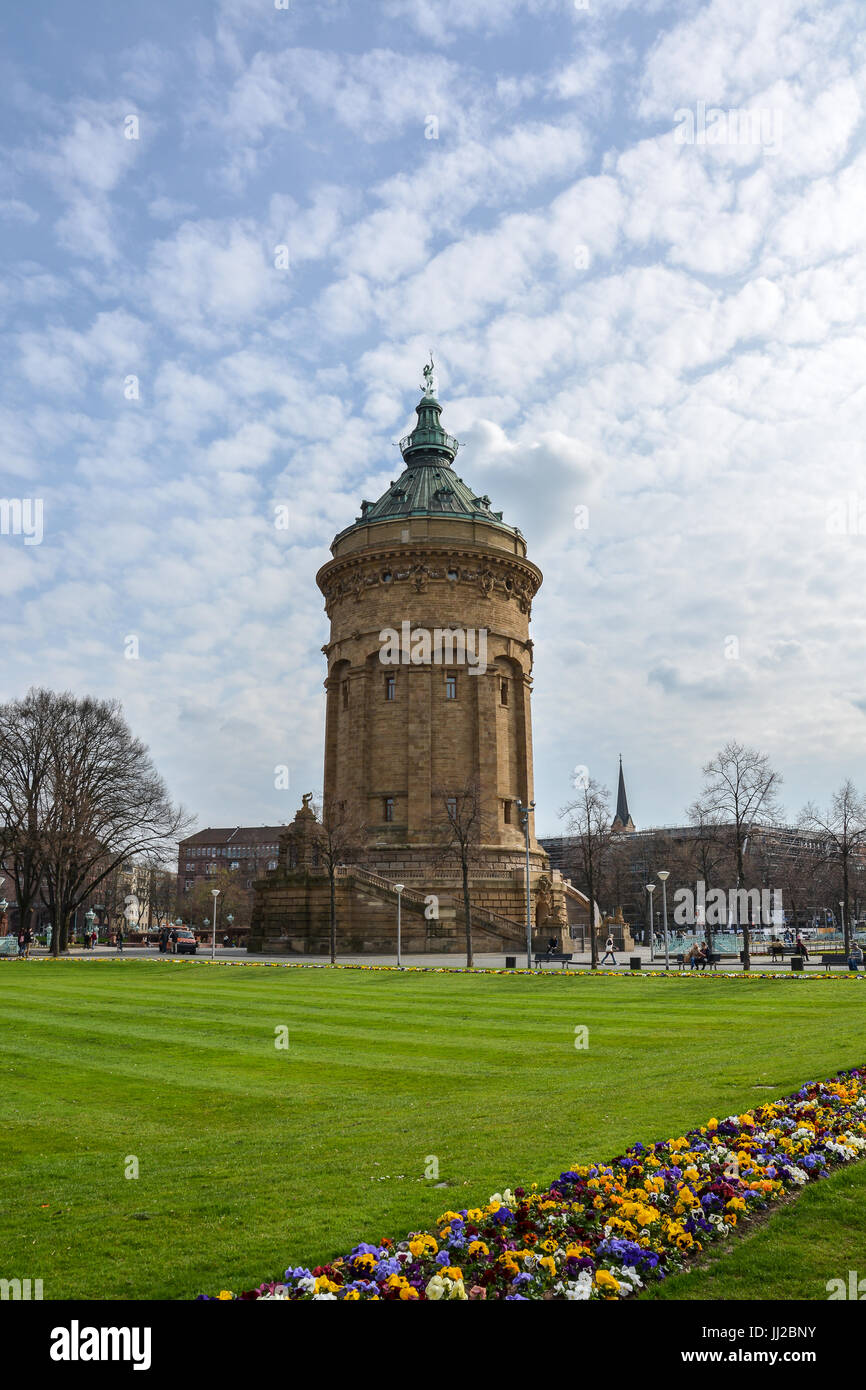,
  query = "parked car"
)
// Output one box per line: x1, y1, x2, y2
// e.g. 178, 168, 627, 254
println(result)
173, 929, 198, 955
